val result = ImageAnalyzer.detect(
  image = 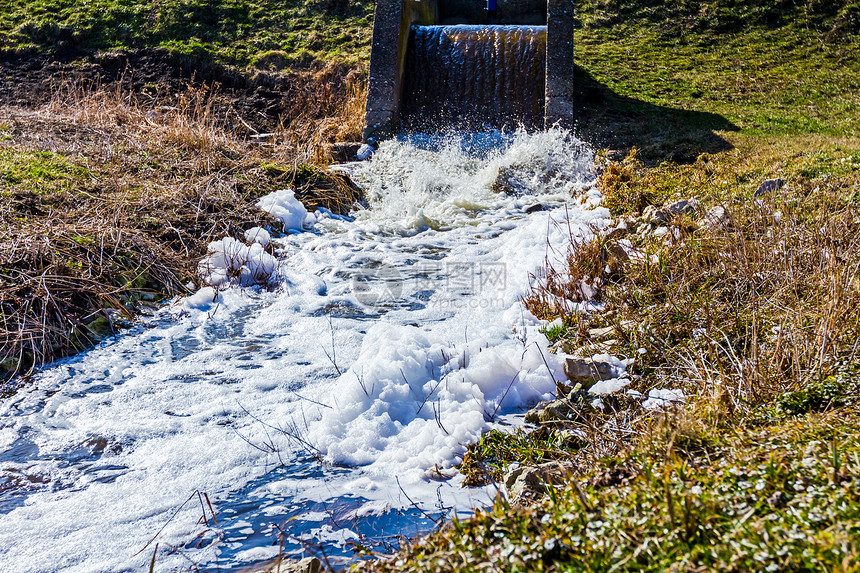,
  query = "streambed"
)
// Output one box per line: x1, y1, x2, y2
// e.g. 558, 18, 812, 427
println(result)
0, 130, 608, 572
